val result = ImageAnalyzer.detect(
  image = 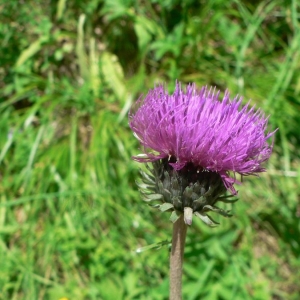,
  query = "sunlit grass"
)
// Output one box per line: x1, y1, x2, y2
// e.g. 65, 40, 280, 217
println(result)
0, 0, 299, 299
